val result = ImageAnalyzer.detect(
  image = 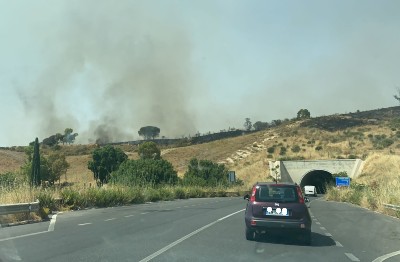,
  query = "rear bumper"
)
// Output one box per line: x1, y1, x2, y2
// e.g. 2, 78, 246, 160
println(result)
245, 217, 311, 231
